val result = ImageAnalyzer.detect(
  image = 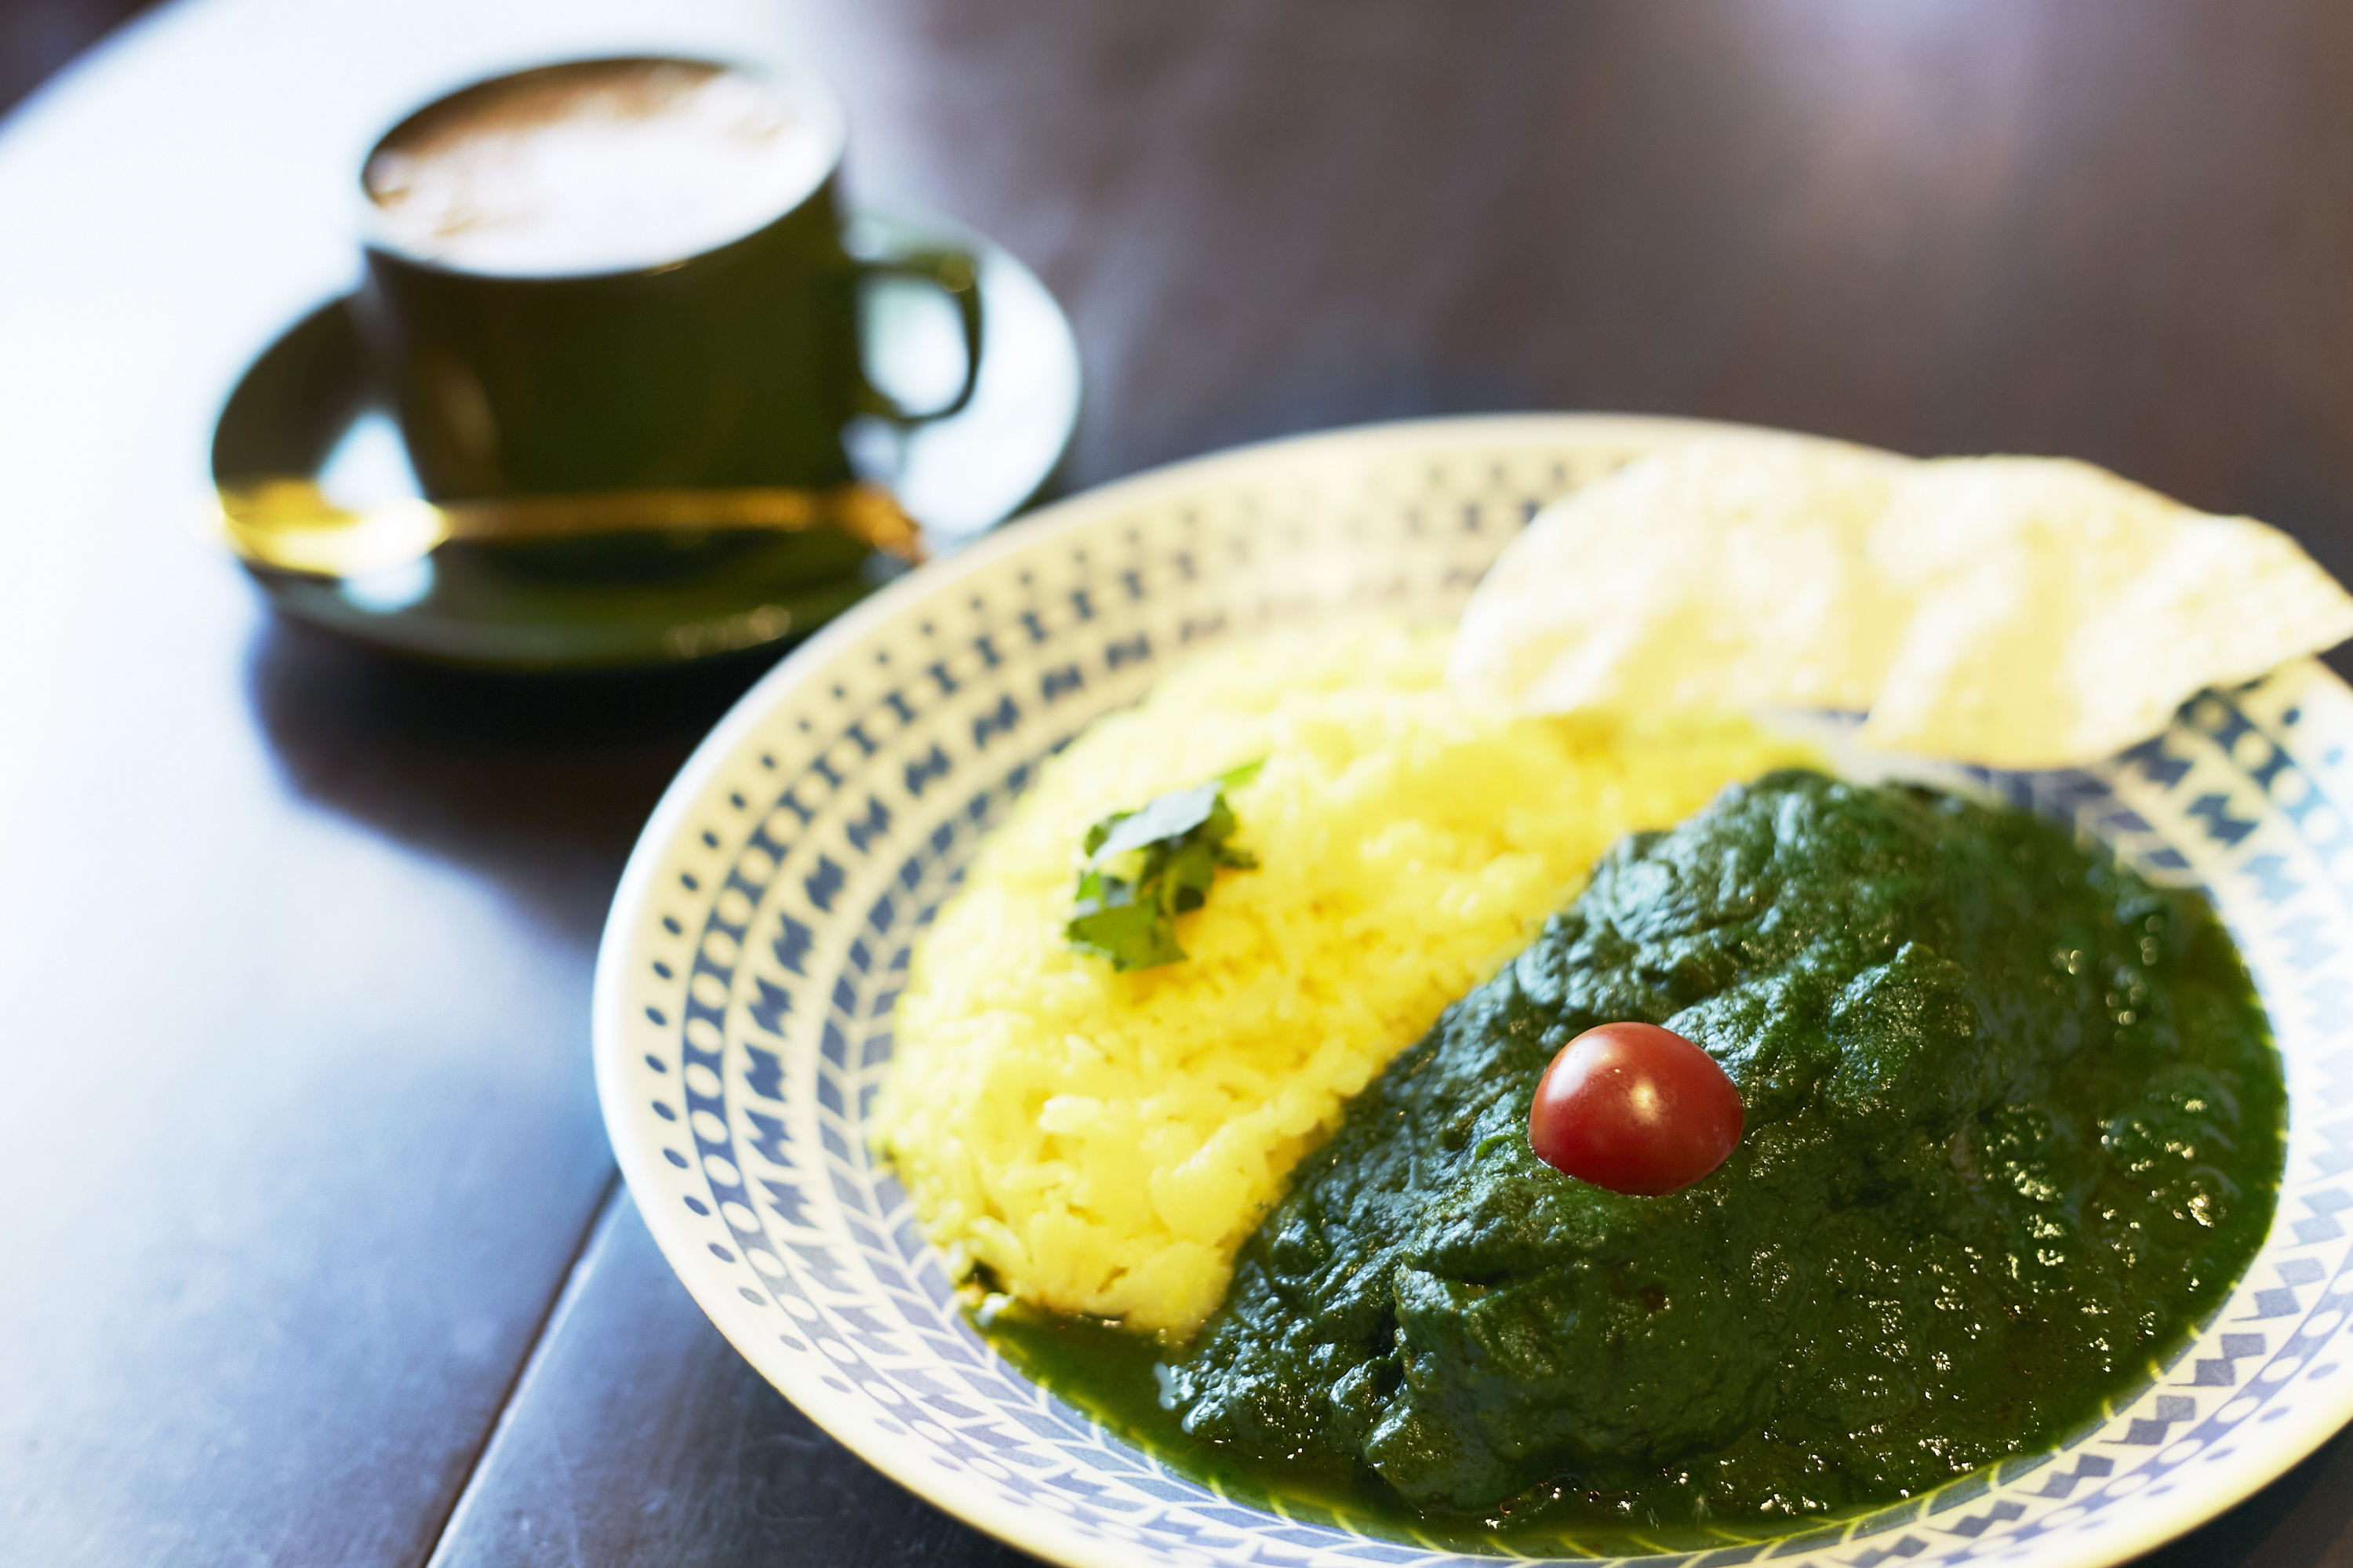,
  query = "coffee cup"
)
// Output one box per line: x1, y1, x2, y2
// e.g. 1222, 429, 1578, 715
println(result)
351, 54, 980, 515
